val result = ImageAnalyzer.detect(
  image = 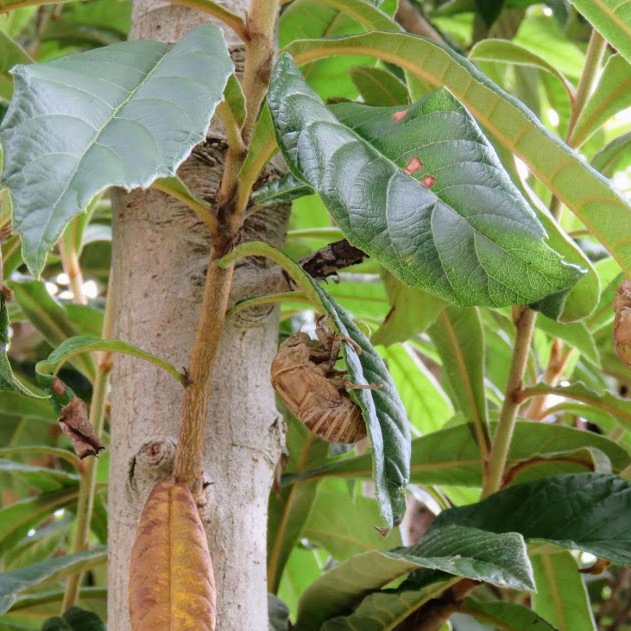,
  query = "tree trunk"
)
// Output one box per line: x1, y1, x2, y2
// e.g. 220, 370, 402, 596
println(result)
108, 3, 285, 629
